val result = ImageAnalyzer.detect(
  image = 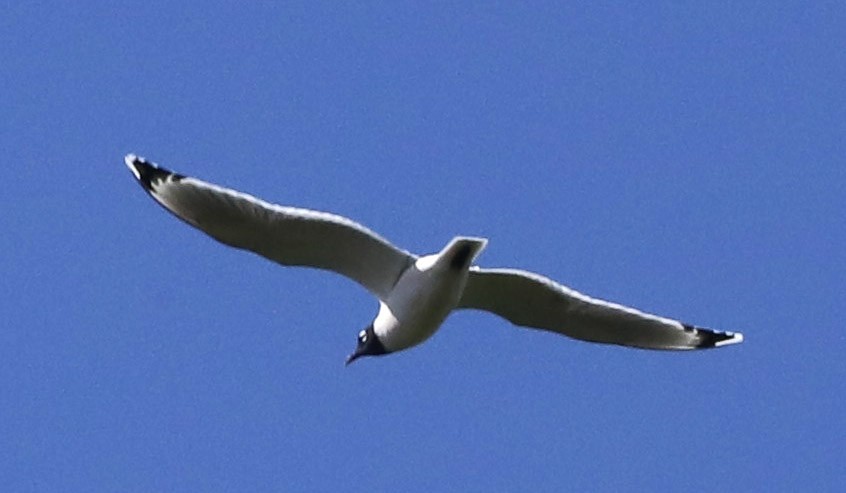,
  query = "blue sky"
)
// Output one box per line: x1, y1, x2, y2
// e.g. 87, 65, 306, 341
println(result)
2, 2, 844, 491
